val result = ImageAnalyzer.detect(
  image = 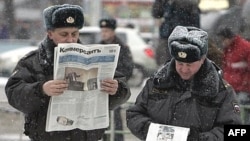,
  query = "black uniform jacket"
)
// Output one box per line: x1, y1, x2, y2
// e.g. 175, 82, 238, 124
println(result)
5, 37, 131, 141
126, 59, 242, 141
